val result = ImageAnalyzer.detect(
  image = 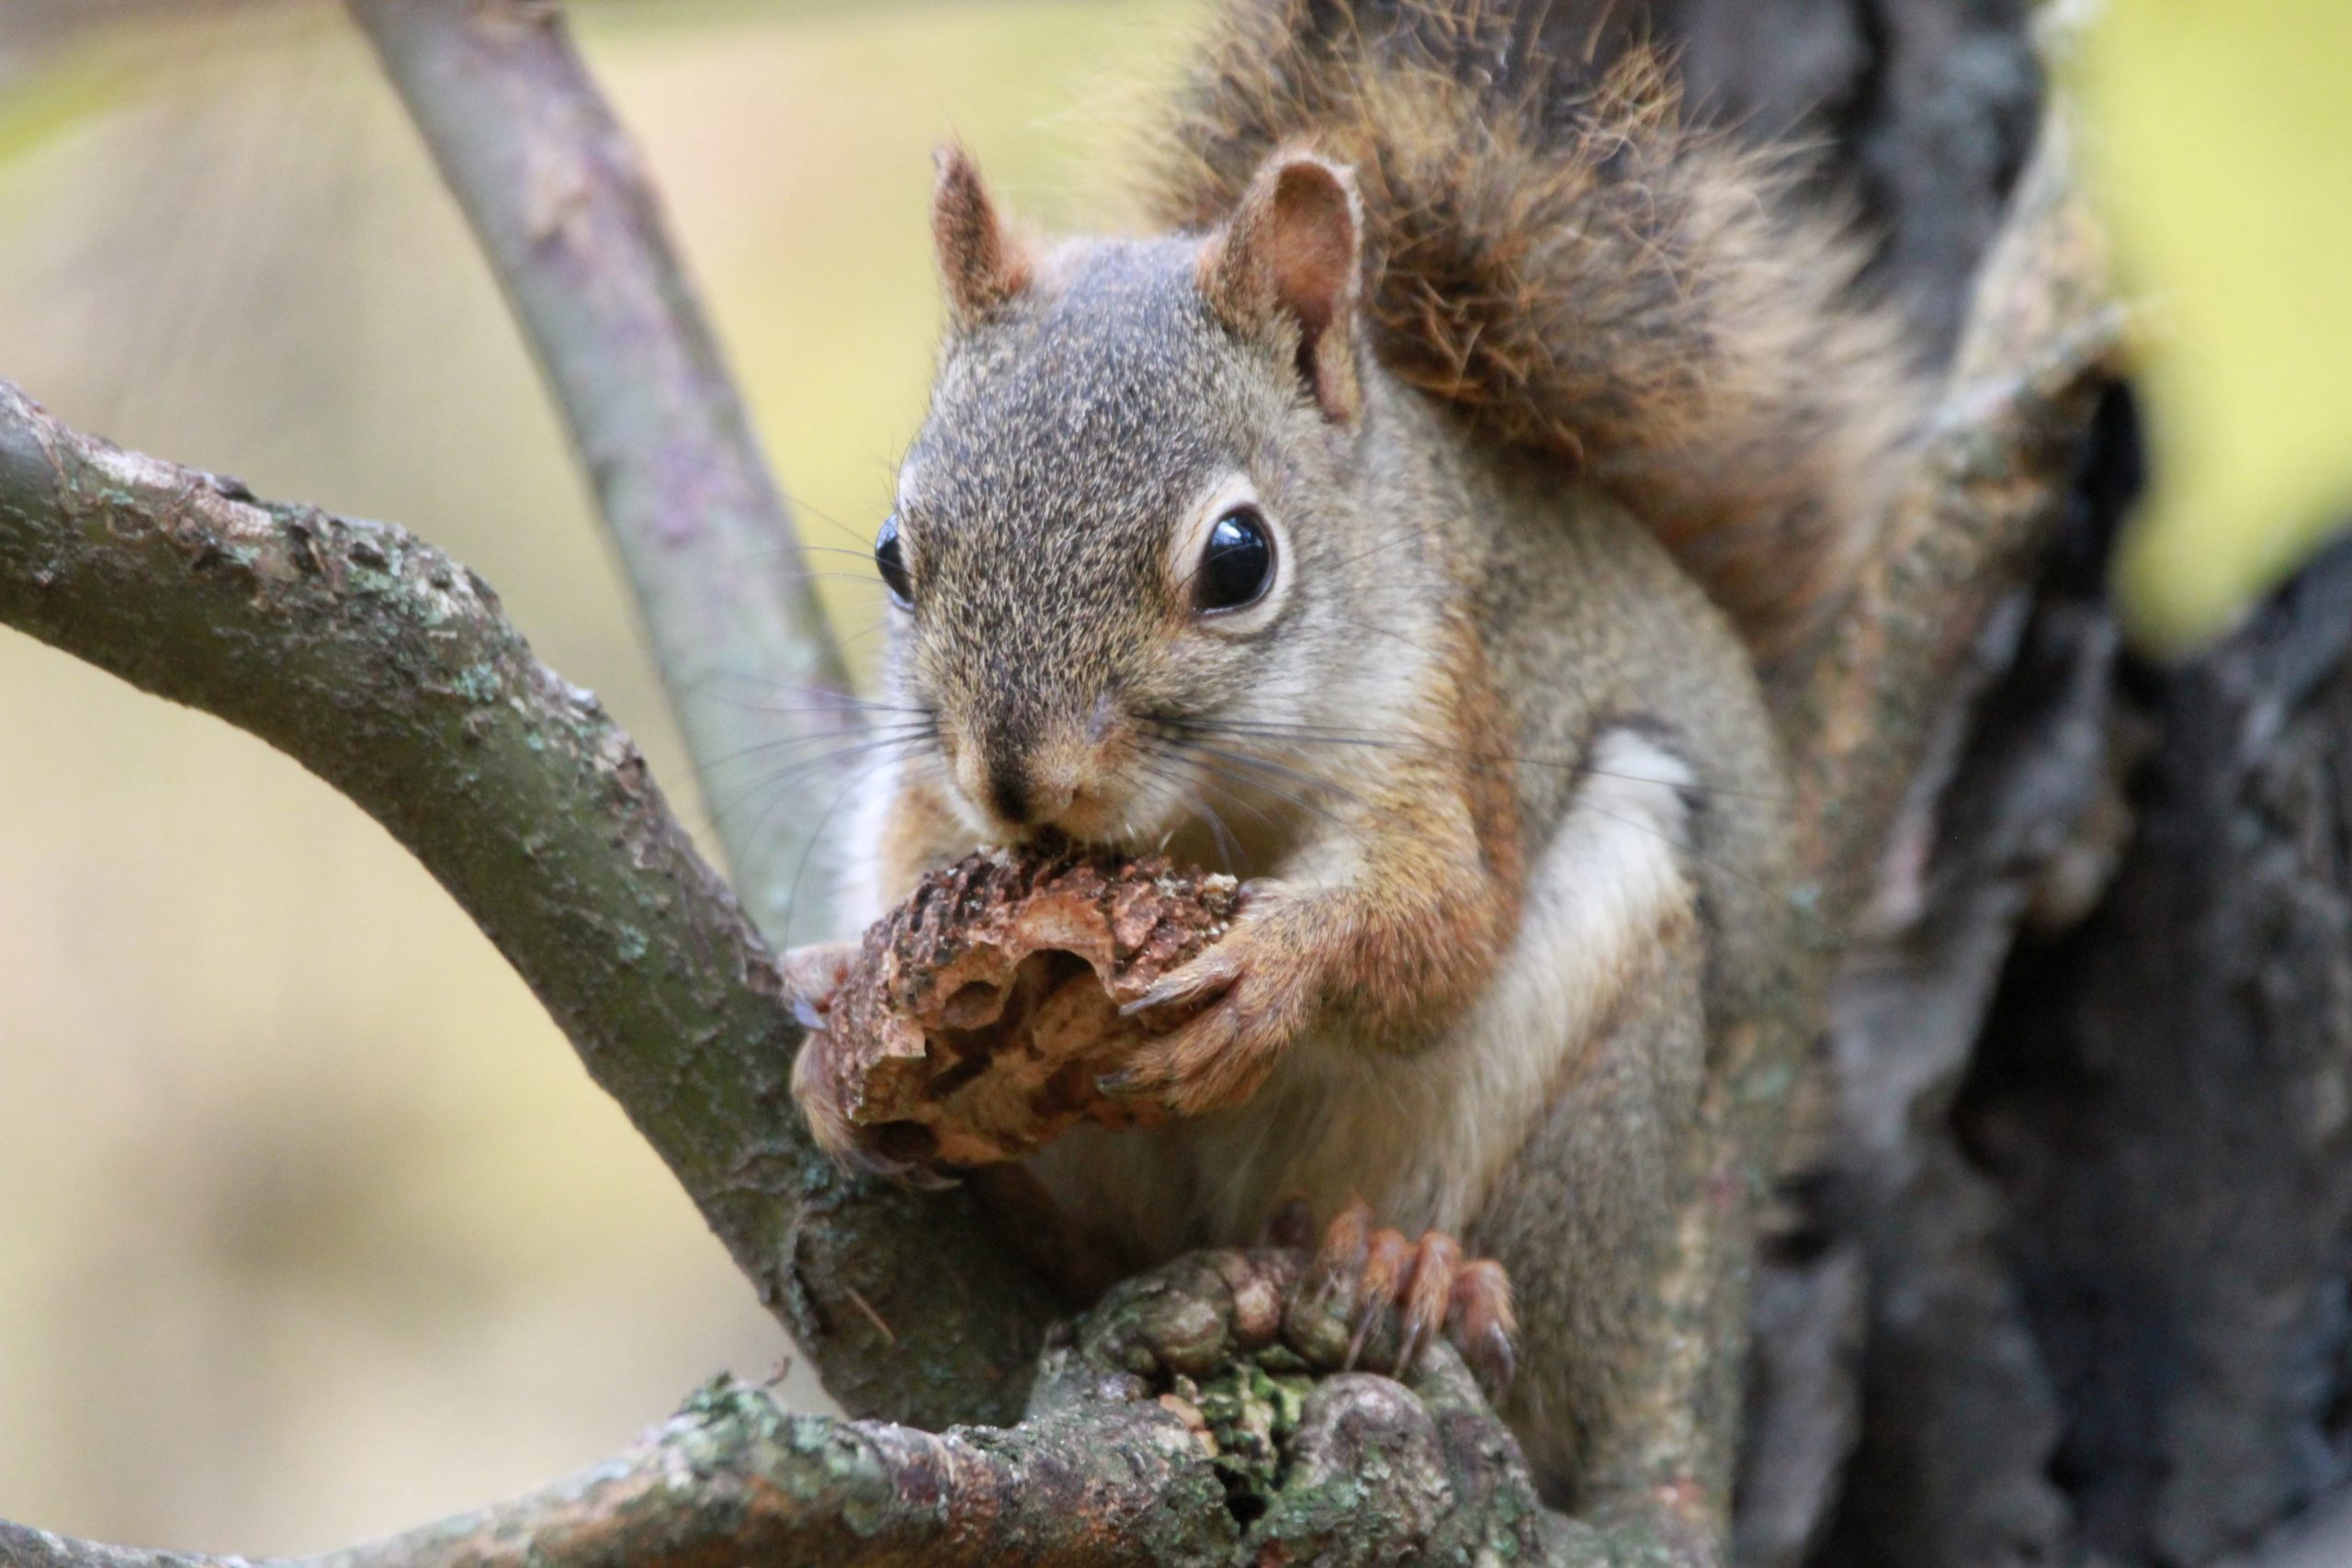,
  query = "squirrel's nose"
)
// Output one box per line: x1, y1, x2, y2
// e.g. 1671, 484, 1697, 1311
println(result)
984, 756, 1031, 826
956, 741, 1079, 834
